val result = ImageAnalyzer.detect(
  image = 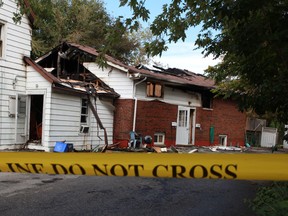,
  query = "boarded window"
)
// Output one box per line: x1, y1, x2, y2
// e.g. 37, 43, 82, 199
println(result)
147, 82, 154, 96
146, 82, 163, 98
154, 84, 162, 97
